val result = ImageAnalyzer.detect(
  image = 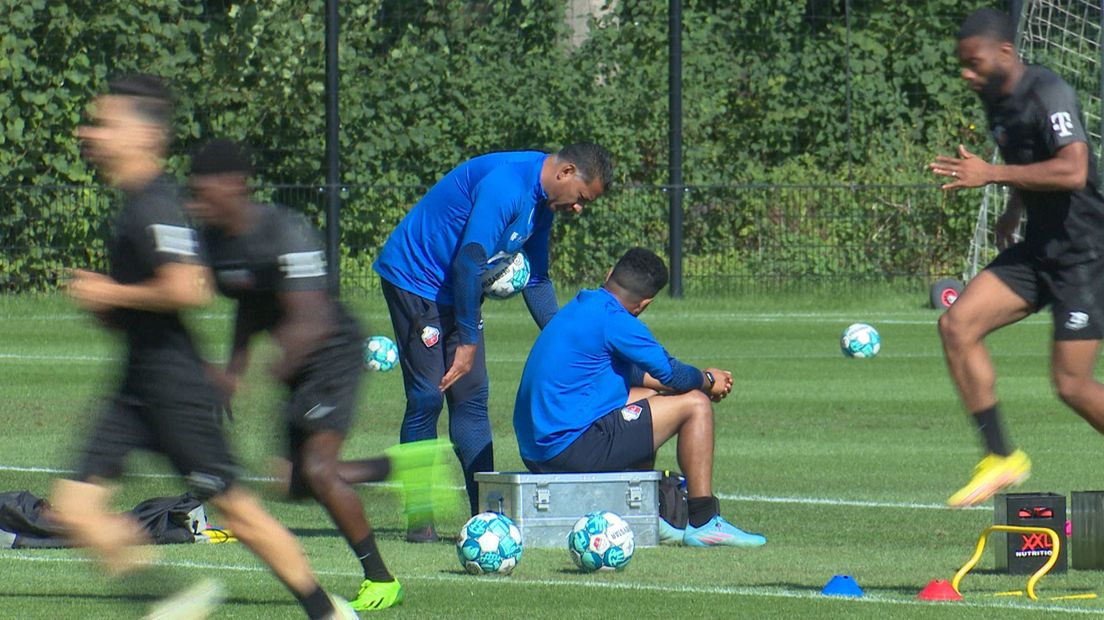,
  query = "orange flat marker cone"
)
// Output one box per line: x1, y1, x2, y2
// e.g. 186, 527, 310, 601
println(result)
918, 579, 963, 601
